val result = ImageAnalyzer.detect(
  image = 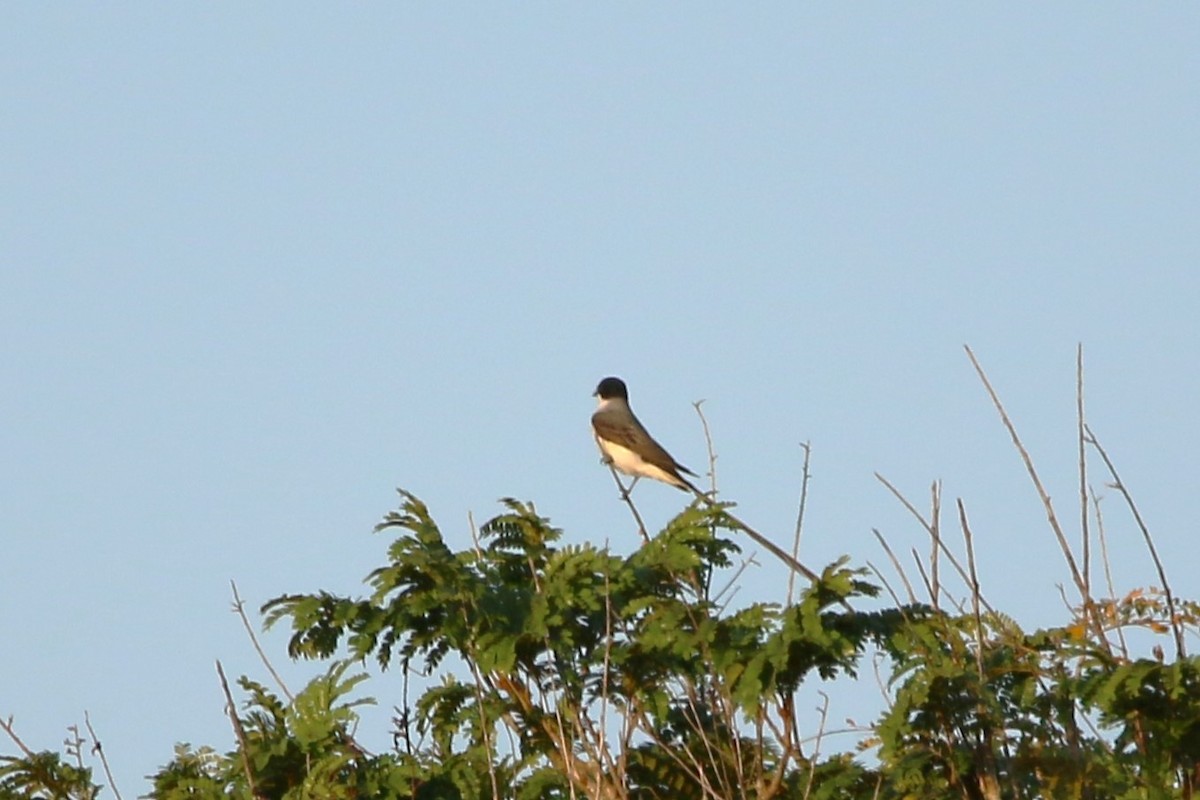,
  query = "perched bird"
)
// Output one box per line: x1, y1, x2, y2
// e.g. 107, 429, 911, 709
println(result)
591, 376, 826, 586
591, 376, 699, 493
